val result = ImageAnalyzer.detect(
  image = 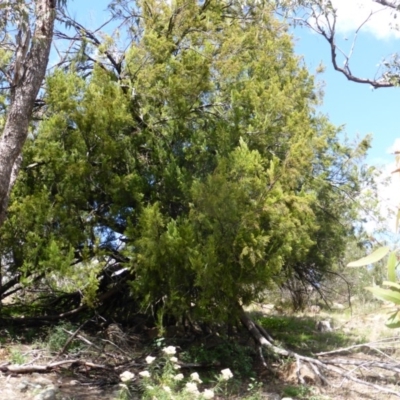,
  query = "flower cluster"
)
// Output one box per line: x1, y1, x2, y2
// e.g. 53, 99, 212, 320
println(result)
163, 345, 177, 355
118, 346, 234, 399
220, 368, 234, 381
119, 371, 135, 383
